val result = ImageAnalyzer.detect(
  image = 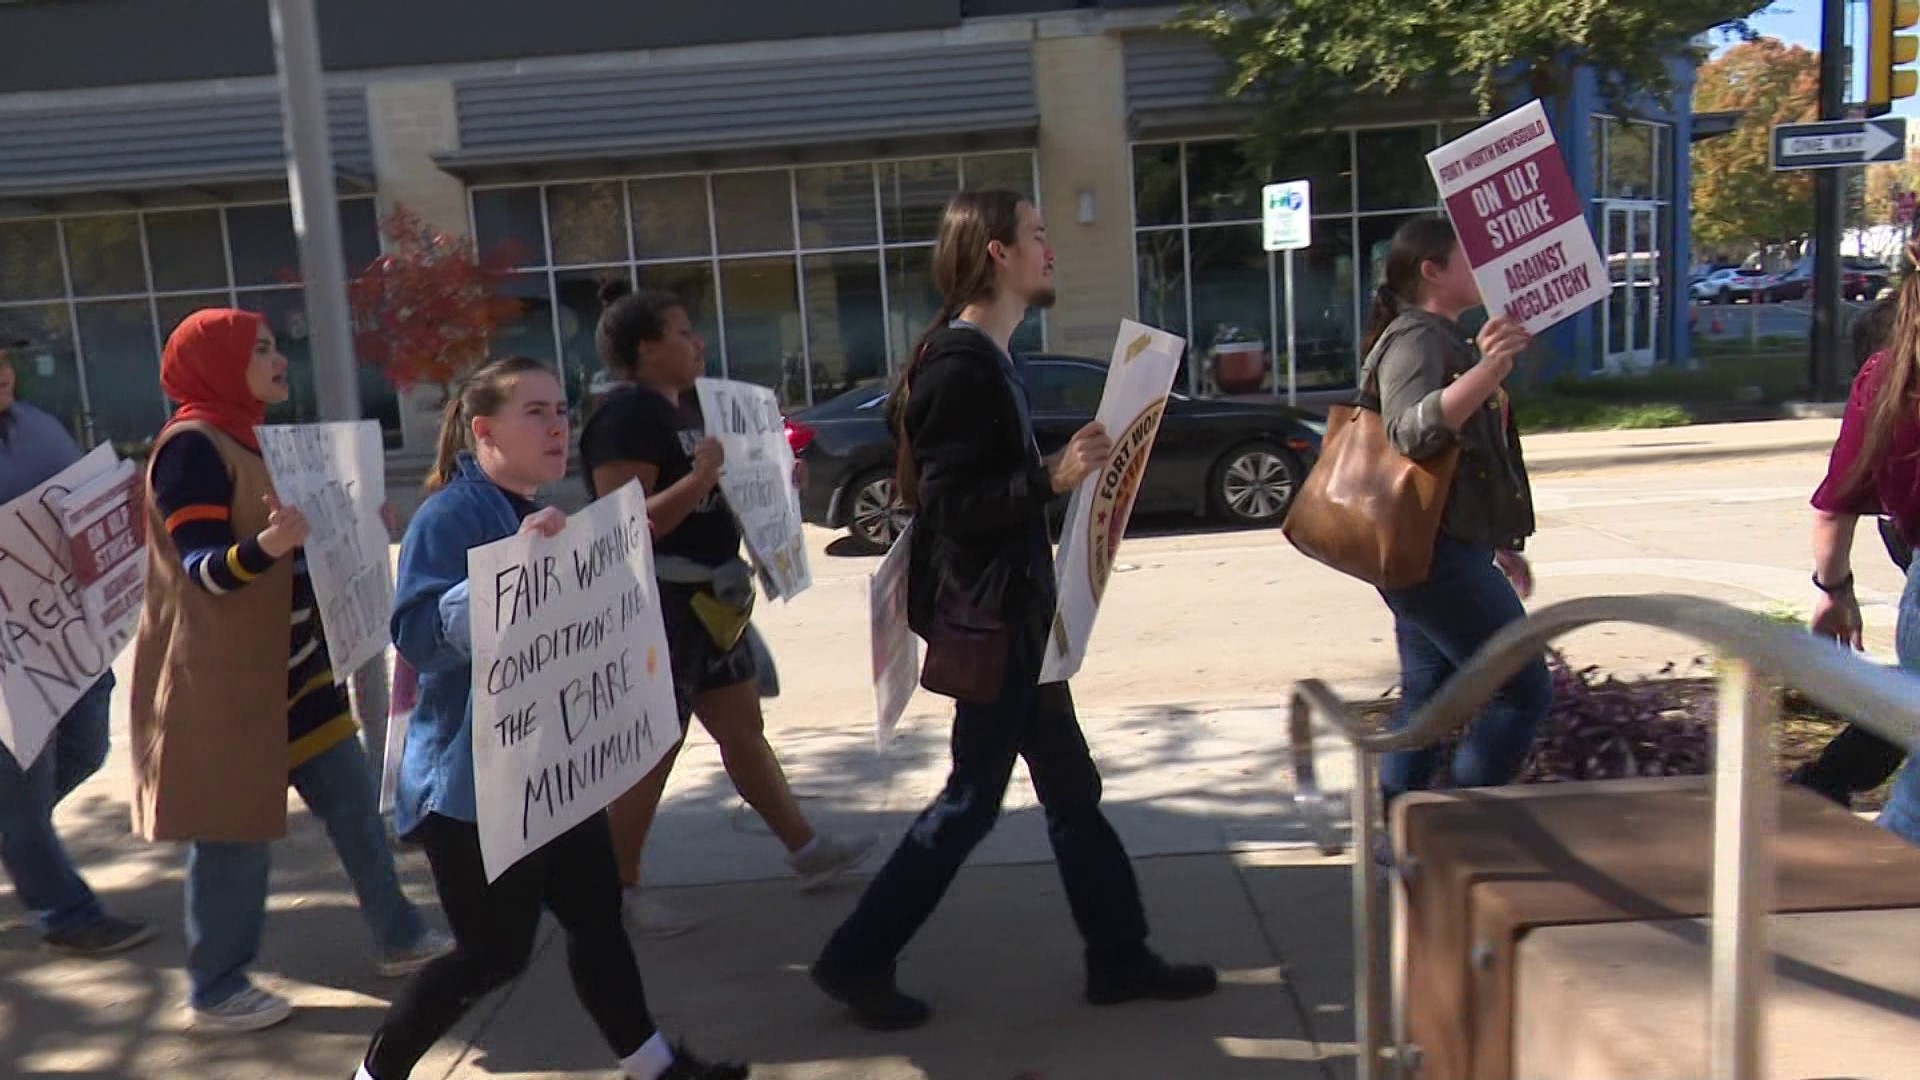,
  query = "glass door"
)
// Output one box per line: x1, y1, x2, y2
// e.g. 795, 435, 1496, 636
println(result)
1601, 201, 1662, 371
